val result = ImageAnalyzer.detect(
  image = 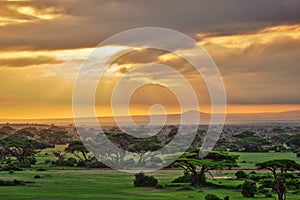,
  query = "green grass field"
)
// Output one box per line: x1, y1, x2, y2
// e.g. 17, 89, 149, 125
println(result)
0, 169, 291, 200
0, 147, 299, 200
232, 152, 300, 168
